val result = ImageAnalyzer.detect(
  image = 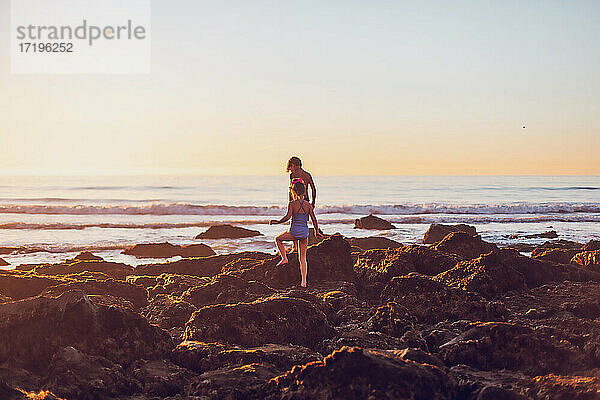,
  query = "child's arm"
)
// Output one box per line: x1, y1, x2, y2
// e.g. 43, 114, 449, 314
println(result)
307, 173, 317, 207
269, 203, 292, 225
